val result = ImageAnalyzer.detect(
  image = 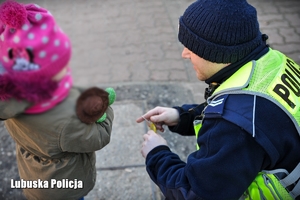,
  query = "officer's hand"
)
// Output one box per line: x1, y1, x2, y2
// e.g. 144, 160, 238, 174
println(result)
136, 106, 179, 132
141, 131, 167, 158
